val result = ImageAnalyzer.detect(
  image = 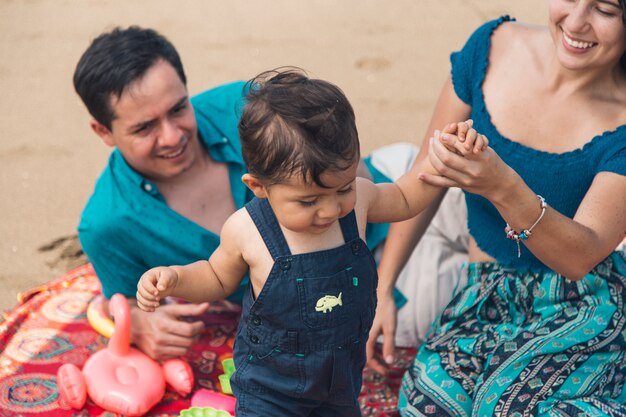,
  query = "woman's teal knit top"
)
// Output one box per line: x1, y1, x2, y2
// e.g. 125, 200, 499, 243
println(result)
451, 16, 626, 270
